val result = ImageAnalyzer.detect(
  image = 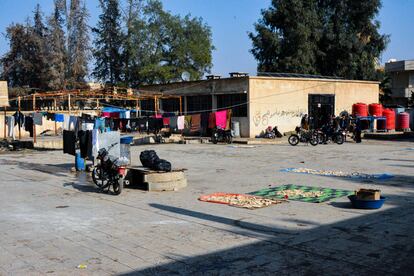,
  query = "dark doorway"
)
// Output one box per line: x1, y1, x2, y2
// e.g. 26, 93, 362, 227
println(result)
308, 94, 335, 129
